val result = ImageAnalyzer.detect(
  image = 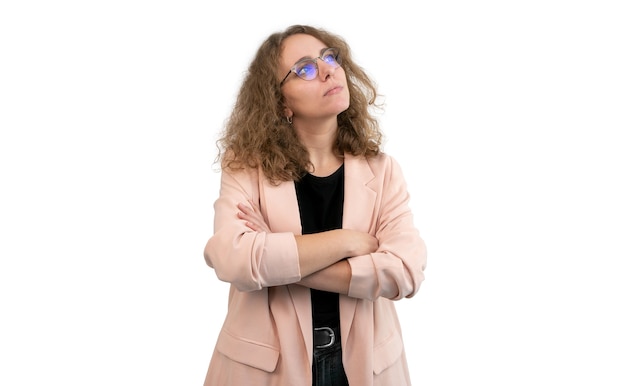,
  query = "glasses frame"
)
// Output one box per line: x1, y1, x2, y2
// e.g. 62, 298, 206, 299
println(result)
279, 47, 341, 87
